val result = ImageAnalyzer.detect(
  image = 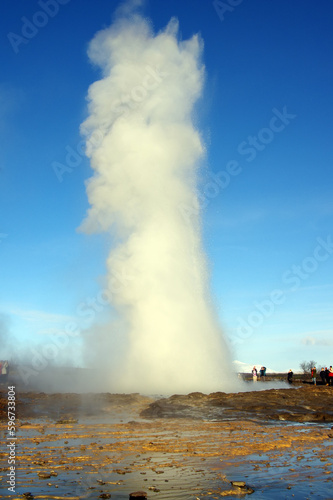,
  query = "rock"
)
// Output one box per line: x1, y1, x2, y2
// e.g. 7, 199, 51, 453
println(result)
231, 481, 246, 487
99, 494, 111, 499
22, 494, 34, 500
230, 481, 254, 494
38, 472, 51, 479
129, 492, 147, 499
